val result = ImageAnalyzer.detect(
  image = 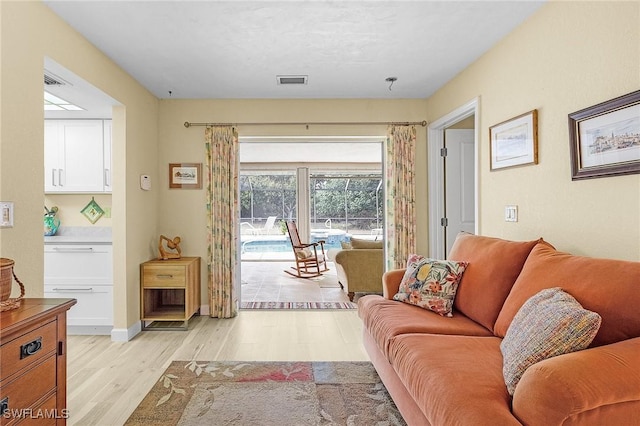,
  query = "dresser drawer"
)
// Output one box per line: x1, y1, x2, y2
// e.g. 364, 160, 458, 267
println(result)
142, 265, 186, 288
17, 393, 58, 426
0, 356, 56, 424
0, 321, 57, 381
